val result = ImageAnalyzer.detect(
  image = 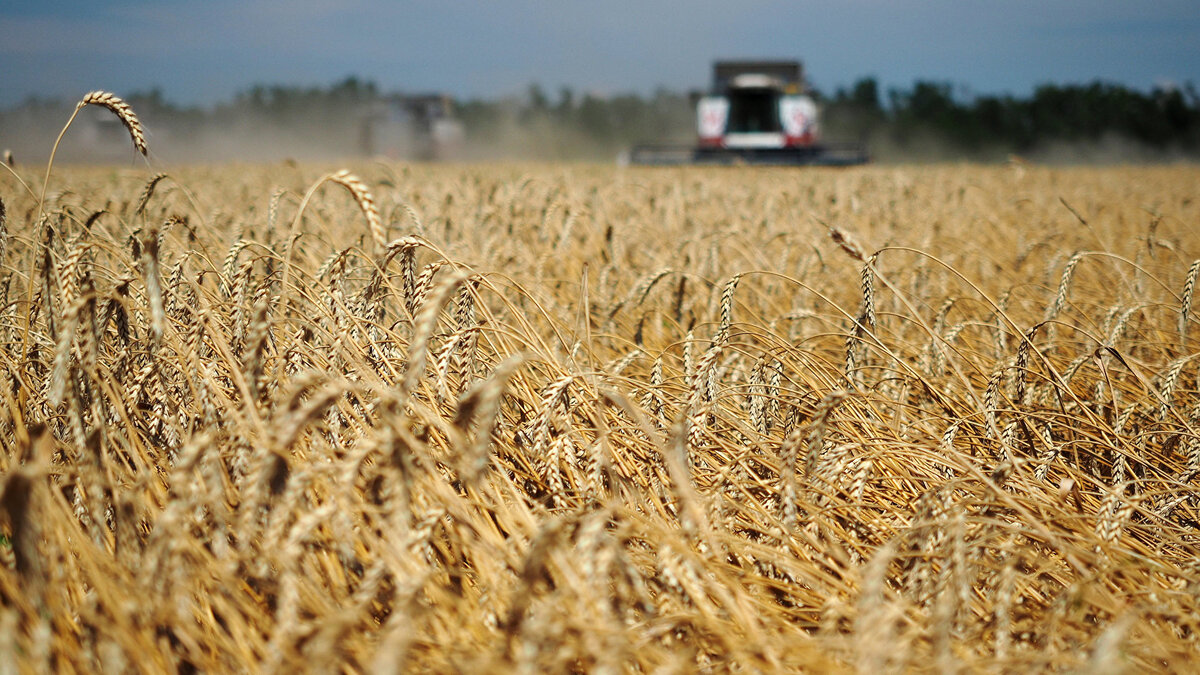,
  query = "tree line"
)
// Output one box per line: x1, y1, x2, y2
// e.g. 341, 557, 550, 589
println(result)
821, 77, 1200, 159
4, 75, 1199, 161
